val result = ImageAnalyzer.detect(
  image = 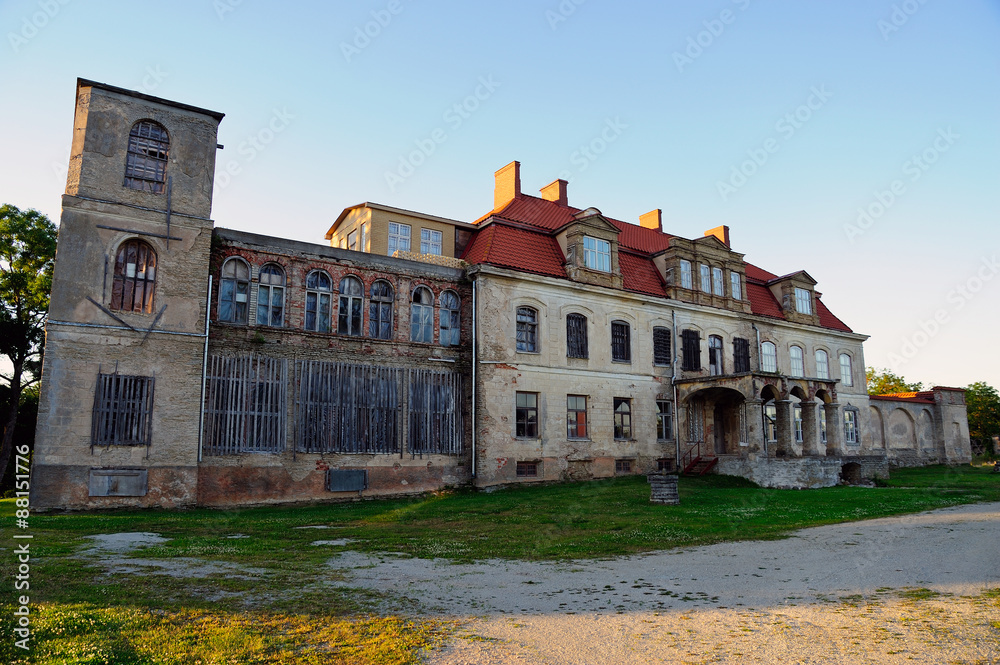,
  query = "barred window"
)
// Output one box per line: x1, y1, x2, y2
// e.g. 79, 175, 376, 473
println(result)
611, 321, 631, 363
653, 327, 671, 365
124, 120, 169, 193
219, 258, 250, 324
410, 286, 434, 343
681, 330, 701, 371
516, 391, 538, 438
204, 354, 287, 454
516, 461, 538, 477
516, 307, 538, 352
369, 280, 394, 339
110, 239, 157, 313
733, 337, 751, 373
439, 290, 460, 346
567, 395, 587, 439
92, 373, 154, 446
256, 264, 285, 327
614, 397, 632, 439
615, 459, 632, 473
408, 369, 463, 454
338, 276, 364, 336
566, 313, 588, 359
305, 270, 332, 333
